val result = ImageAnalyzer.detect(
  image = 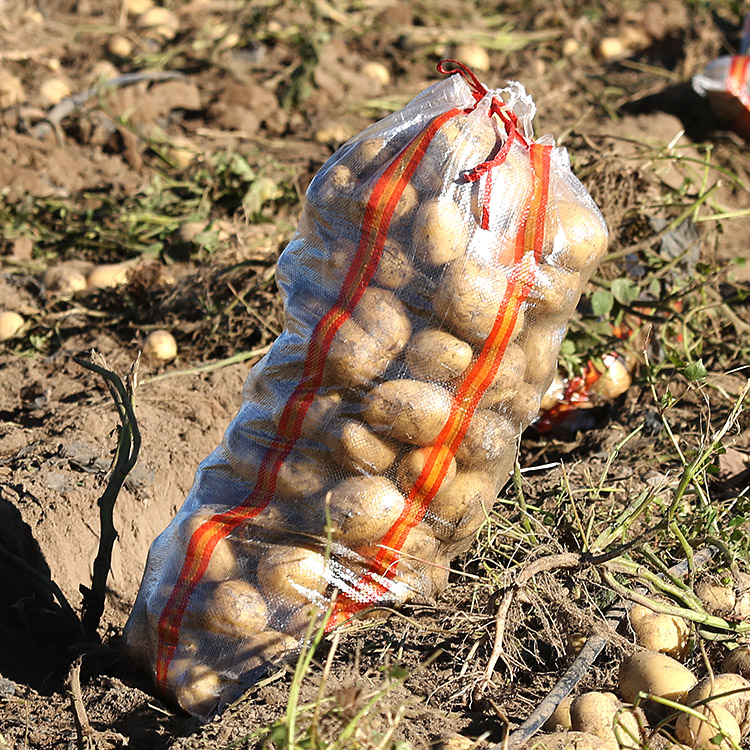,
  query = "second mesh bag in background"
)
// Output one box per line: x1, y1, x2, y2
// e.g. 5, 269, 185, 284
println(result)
124, 61, 609, 718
